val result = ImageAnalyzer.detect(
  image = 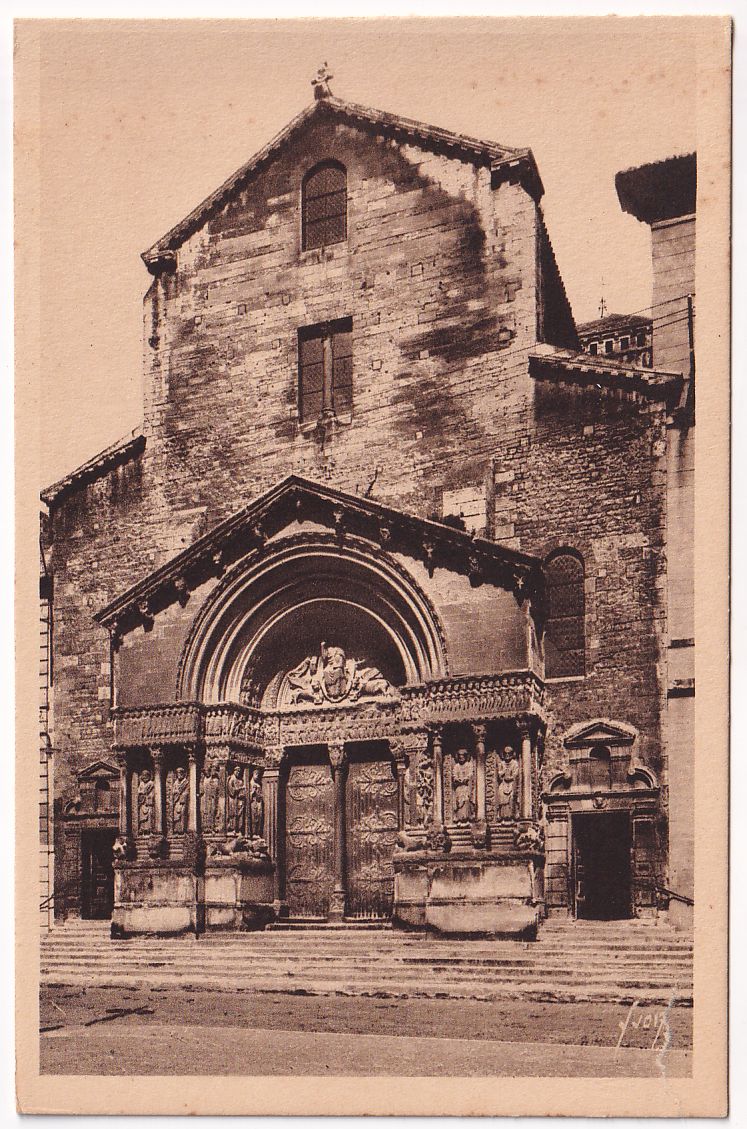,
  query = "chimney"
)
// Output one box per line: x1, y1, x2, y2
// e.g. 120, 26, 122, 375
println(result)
615, 153, 696, 376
